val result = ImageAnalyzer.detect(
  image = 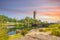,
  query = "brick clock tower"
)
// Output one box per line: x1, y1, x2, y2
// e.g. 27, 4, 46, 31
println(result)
33, 11, 36, 20
32, 11, 37, 26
